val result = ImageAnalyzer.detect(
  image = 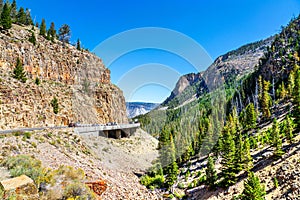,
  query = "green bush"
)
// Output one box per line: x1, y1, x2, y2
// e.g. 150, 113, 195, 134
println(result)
23, 132, 32, 139
1, 155, 52, 187
35, 77, 41, 85
273, 177, 278, 188
62, 181, 96, 200
140, 174, 164, 189
53, 165, 85, 181
51, 97, 59, 114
